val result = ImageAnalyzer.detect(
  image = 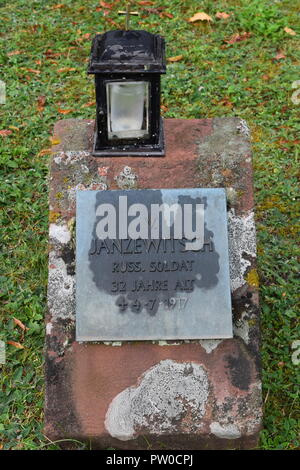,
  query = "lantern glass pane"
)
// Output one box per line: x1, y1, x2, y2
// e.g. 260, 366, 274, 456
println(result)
106, 81, 149, 140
